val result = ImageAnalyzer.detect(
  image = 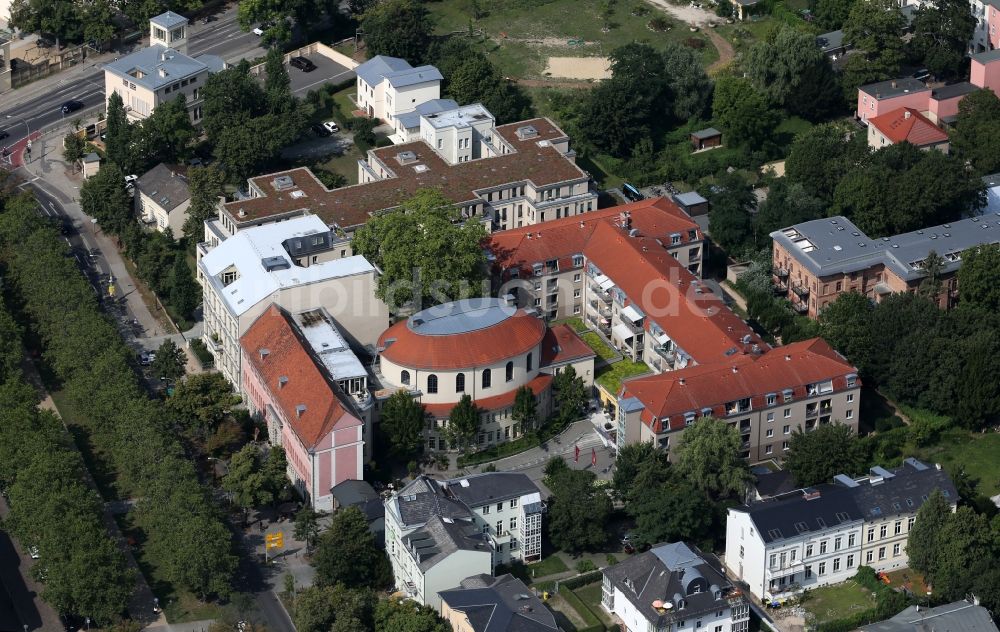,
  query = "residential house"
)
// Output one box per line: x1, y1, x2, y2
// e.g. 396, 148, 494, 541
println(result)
210, 115, 595, 243
856, 78, 930, 125
103, 12, 224, 122
330, 479, 385, 541
770, 215, 1000, 318
725, 458, 956, 601
376, 297, 595, 451
866, 107, 949, 152
197, 214, 389, 388
241, 305, 370, 511
439, 574, 559, 632
488, 197, 707, 321
601, 541, 750, 632
861, 598, 999, 632
135, 163, 190, 238
0, 33, 11, 93
615, 338, 860, 460
390, 97, 459, 144
354, 55, 443, 127
385, 473, 544, 608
